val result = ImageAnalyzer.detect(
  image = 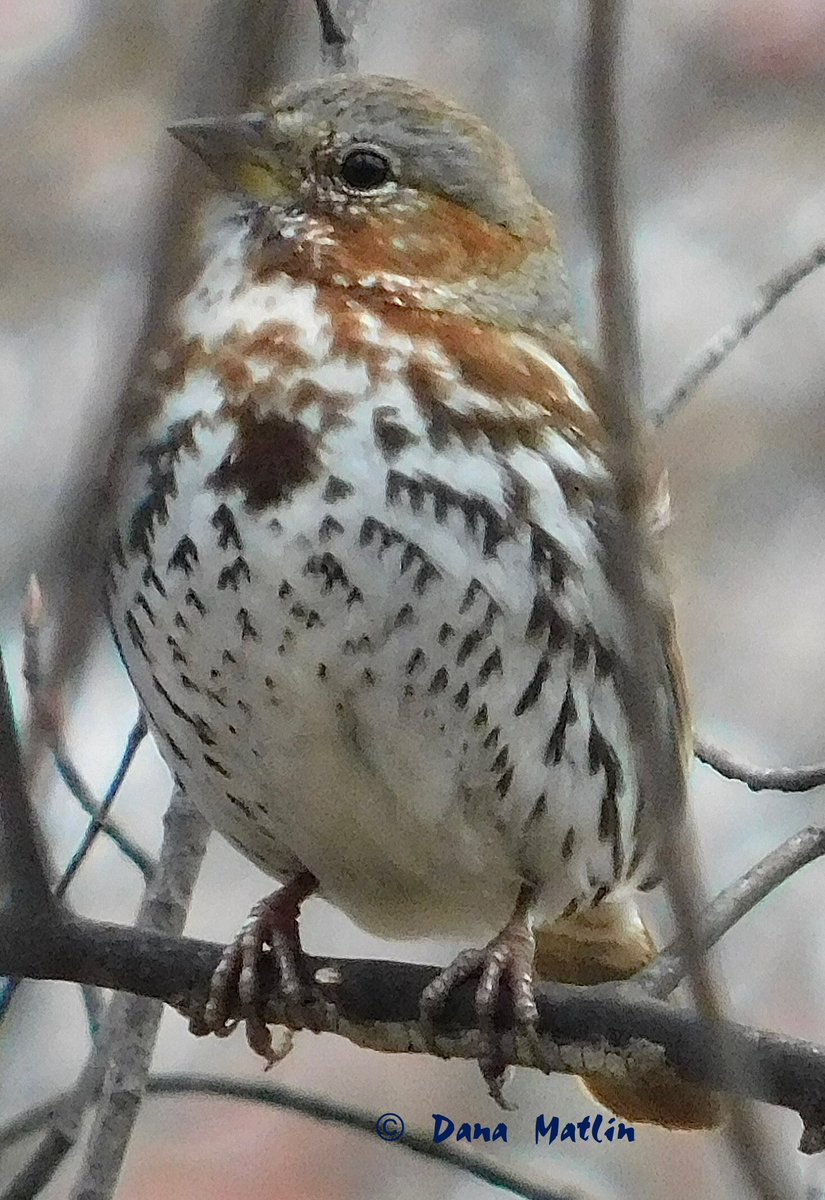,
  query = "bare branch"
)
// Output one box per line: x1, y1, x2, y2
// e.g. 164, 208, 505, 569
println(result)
69, 792, 209, 1200
314, 0, 371, 72
0, 646, 53, 919
0, 1055, 105, 1200
636, 826, 825, 999
654, 241, 825, 426
20, 579, 153, 881
581, 0, 716, 1048
314, 0, 347, 55
581, 6, 787, 1195
54, 716, 151, 896
696, 740, 825, 795
0, 1075, 588, 1200
5, 912, 825, 1151
21, 576, 62, 753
